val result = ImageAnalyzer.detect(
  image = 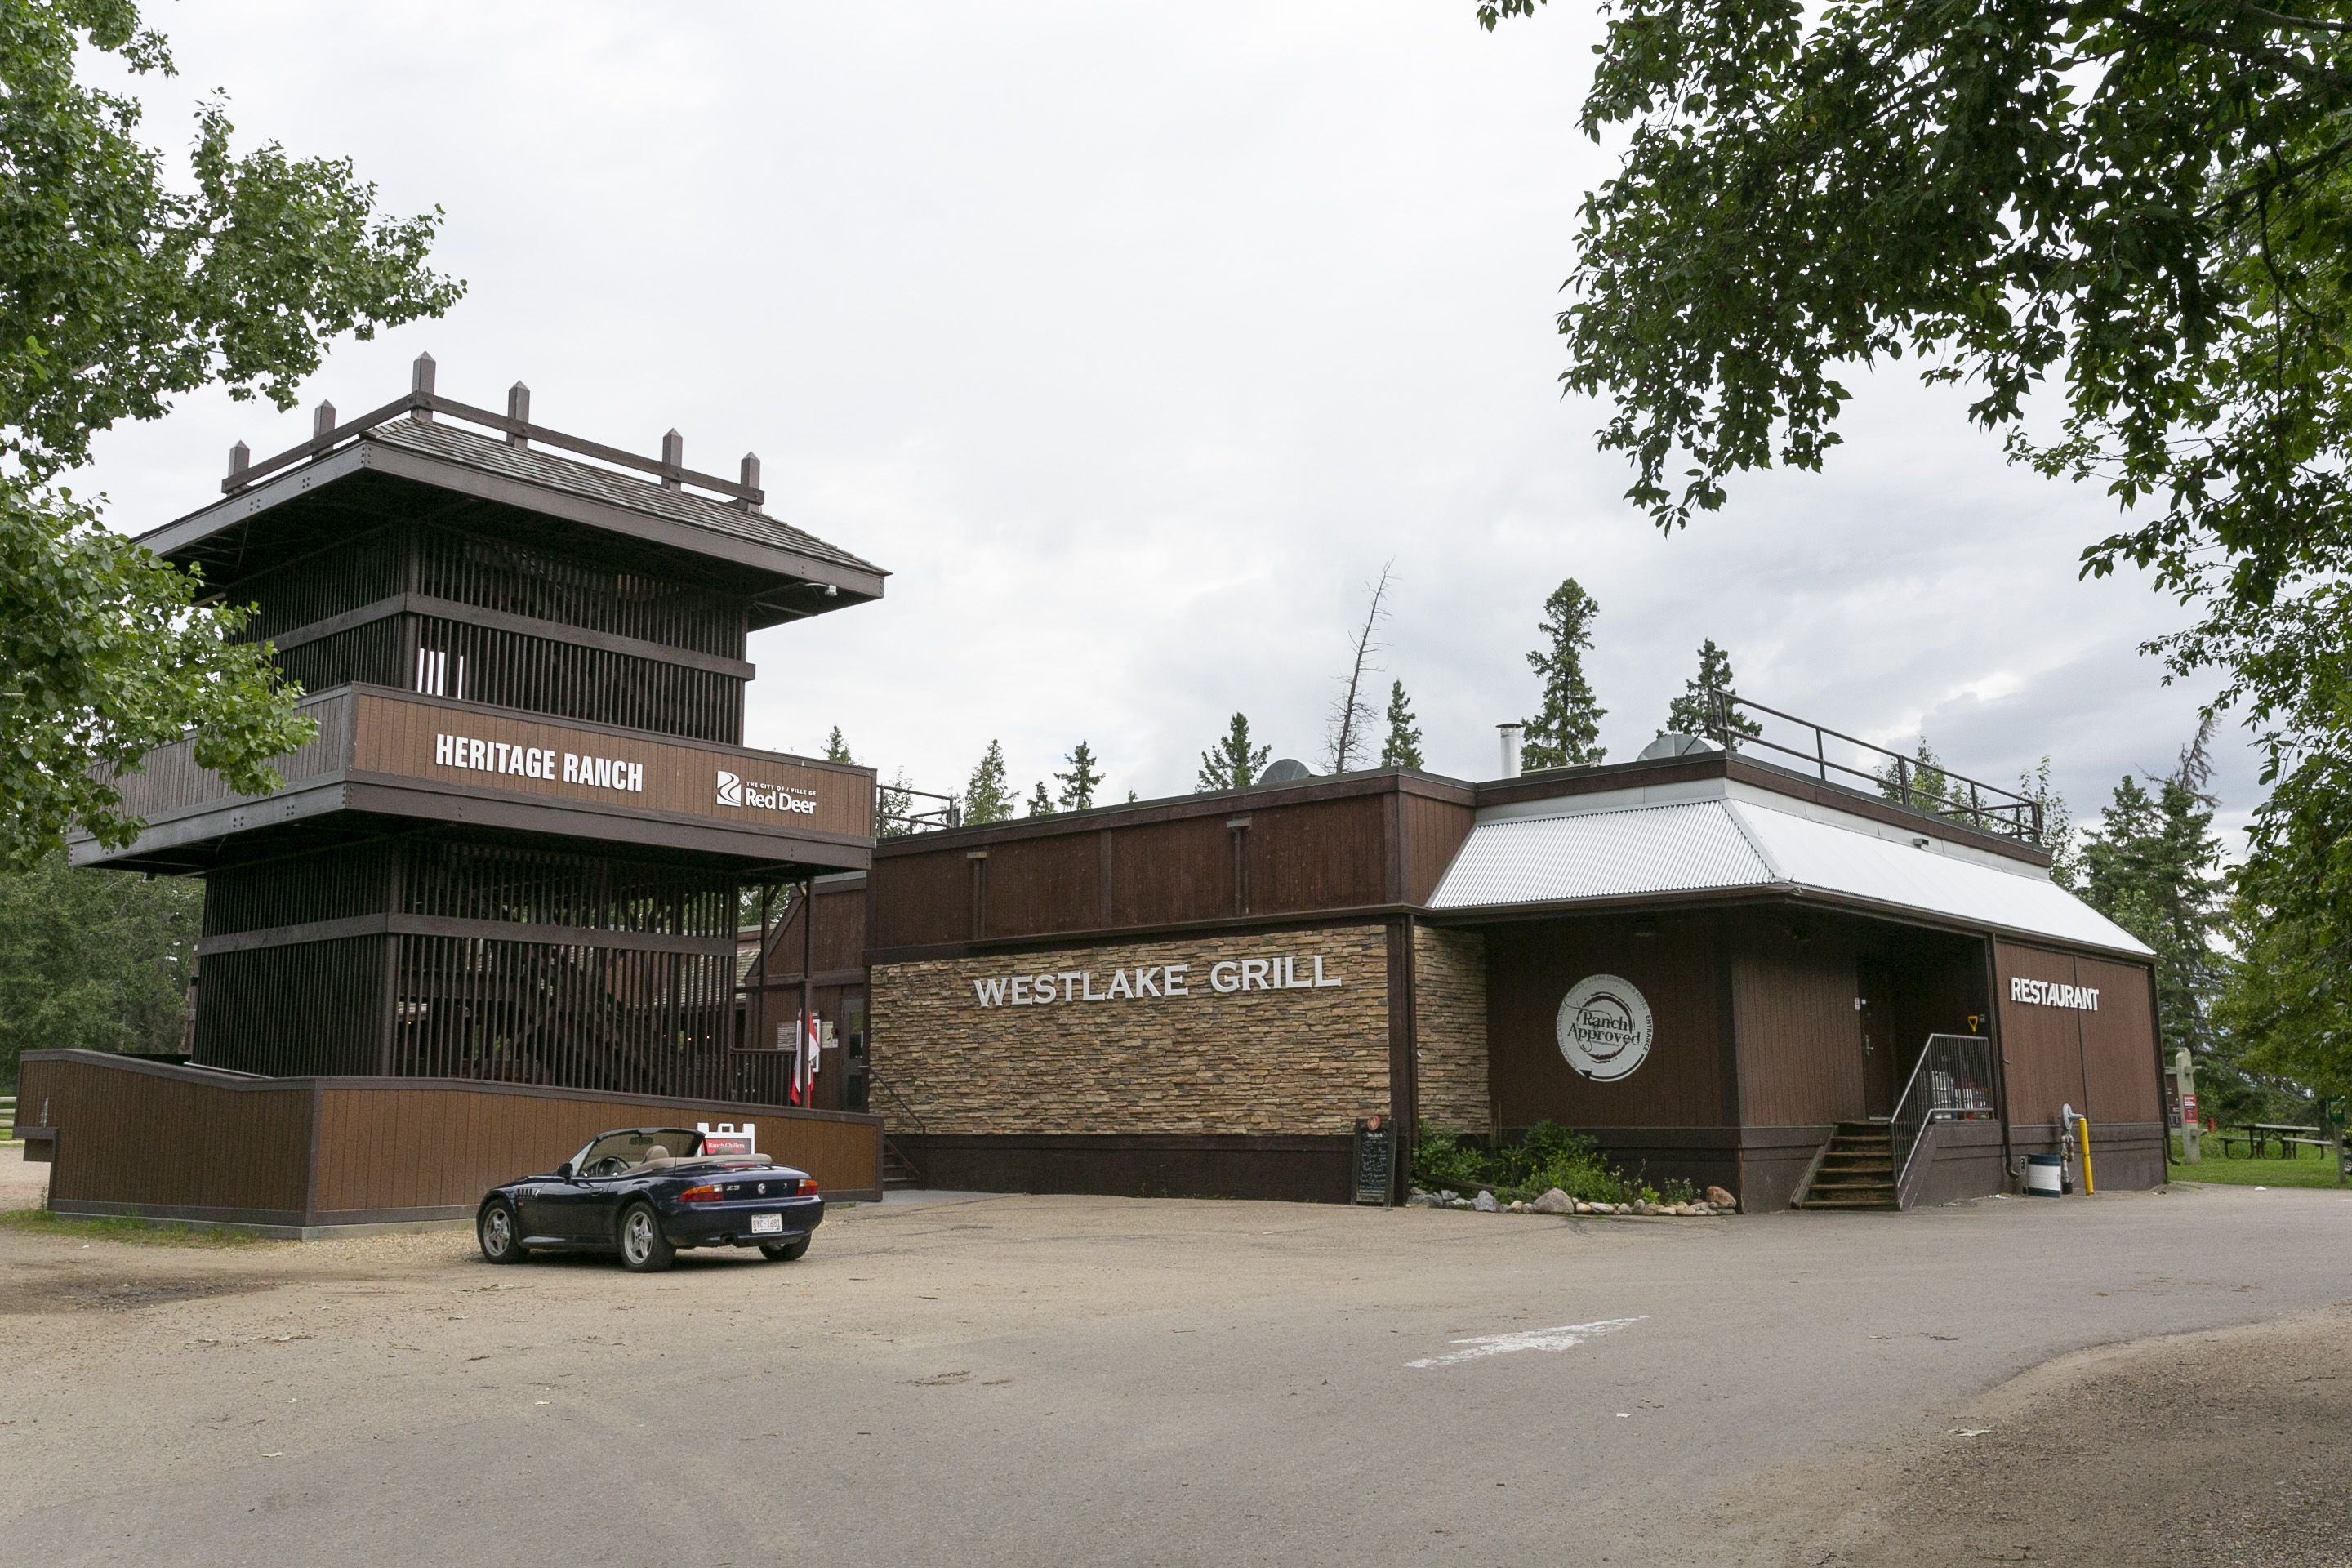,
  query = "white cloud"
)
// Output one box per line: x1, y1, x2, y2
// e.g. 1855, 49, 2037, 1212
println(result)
81, 0, 2257, 844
